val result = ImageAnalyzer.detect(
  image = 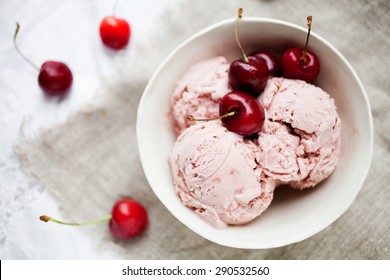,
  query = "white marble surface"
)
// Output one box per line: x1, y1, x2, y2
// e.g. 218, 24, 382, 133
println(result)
0, 0, 177, 259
